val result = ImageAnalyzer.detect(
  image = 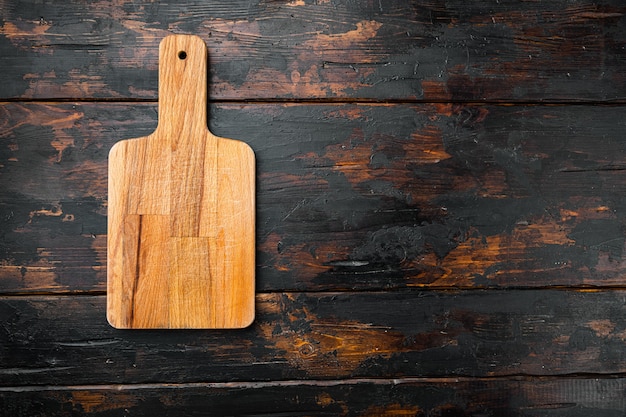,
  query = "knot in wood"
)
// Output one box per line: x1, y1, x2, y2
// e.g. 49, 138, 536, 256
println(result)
298, 342, 316, 357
